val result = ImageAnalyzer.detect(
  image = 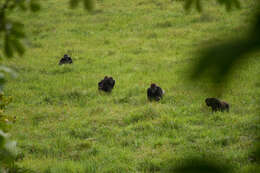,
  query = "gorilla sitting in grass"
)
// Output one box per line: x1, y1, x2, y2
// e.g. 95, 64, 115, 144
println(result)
59, 54, 73, 65
205, 98, 229, 112
147, 83, 164, 101
98, 76, 115, 92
